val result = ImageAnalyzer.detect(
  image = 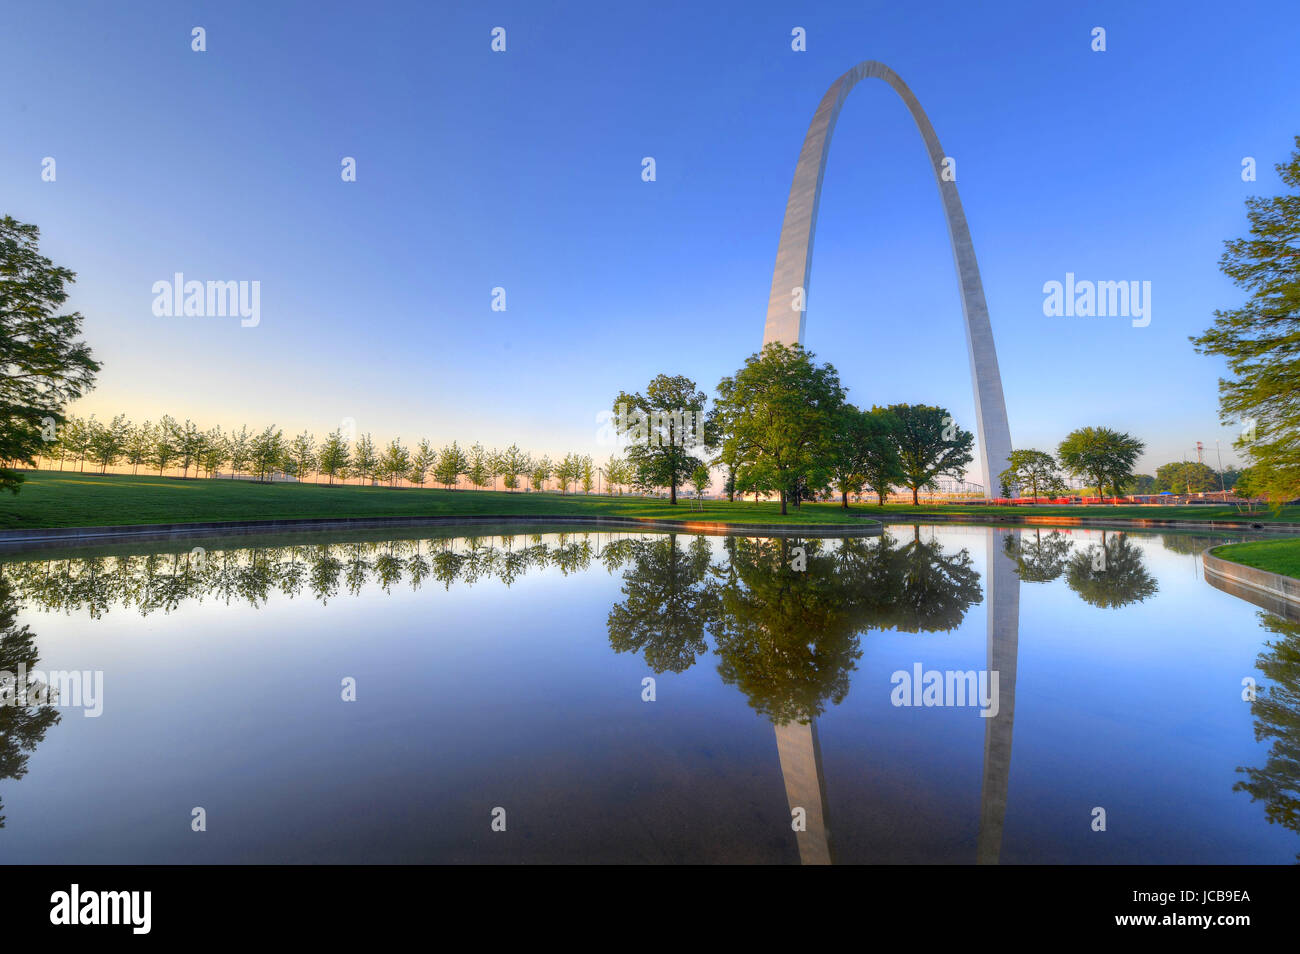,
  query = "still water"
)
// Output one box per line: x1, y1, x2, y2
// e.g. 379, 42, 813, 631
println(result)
0, 523, 1295, 864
